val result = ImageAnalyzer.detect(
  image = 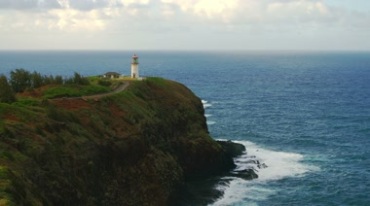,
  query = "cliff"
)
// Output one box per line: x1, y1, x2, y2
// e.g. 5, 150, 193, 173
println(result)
0, 77, 241, 205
